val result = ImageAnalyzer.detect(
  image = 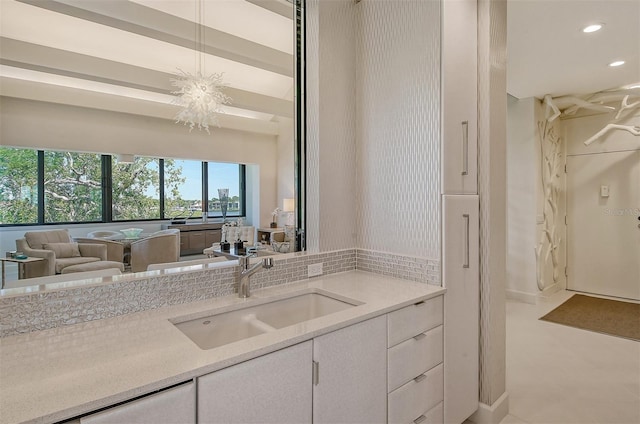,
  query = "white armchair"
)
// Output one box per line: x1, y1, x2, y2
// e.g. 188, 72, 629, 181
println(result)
221, 225, 255, 245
